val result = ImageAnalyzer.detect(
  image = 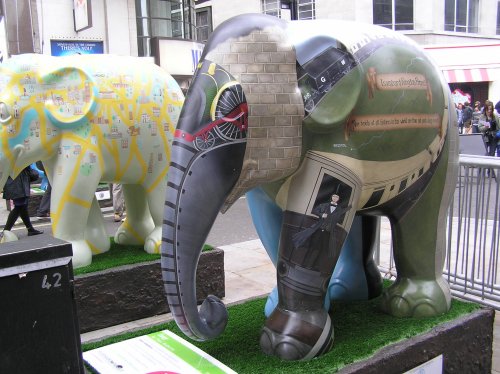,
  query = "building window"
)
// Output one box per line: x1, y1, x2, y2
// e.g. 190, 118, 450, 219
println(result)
444, 0, 479, 33
262, 0, 280, 18
261, 0, 315, 20
297, 0, 315, 20
497, 1, 500, 35
195, 7, 212, 42
373, 0, 413, 30
136, 0, 195, 57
